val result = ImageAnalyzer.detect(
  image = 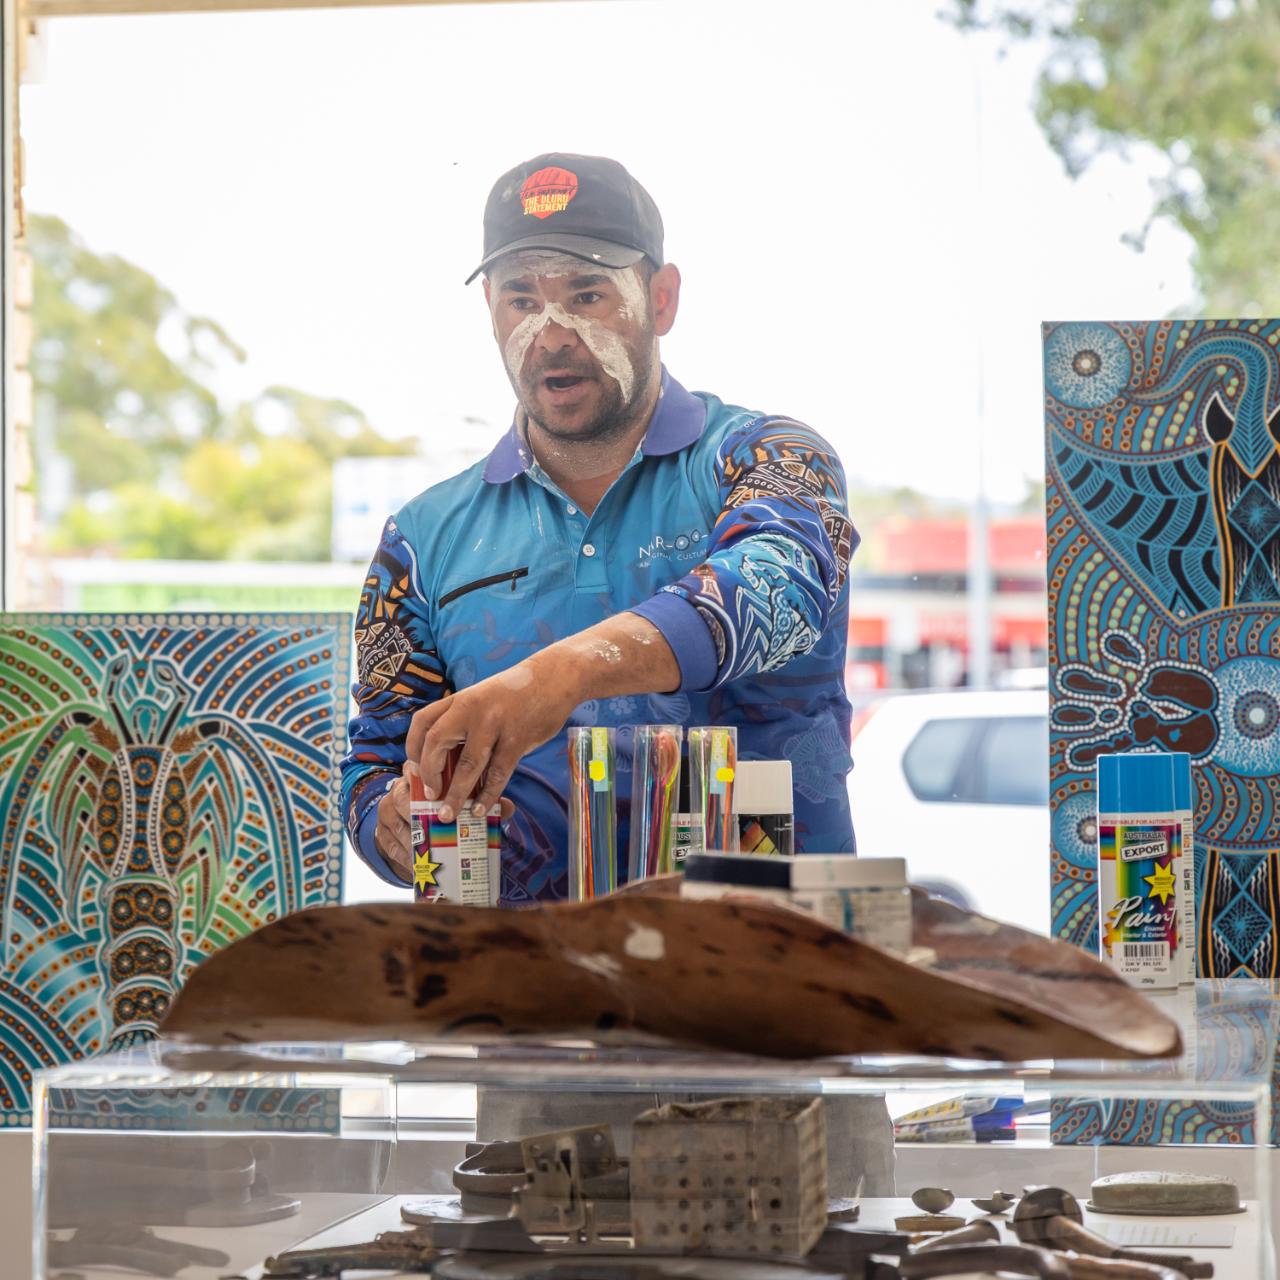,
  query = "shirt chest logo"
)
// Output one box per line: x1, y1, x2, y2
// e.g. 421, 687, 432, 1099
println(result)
639, 527, 705, 564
